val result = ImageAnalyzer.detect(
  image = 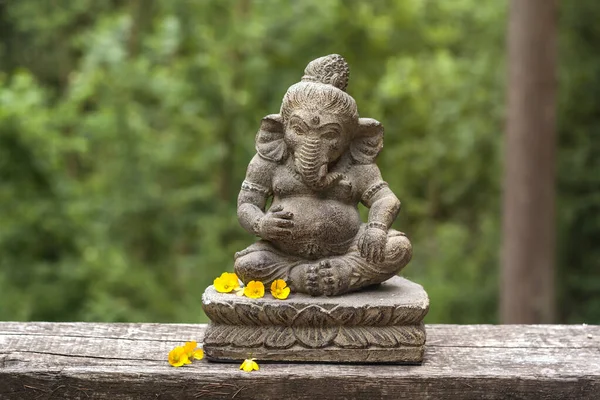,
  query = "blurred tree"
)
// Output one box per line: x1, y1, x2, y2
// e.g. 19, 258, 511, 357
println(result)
501, 0, 557, 323
0, 0, 597, 324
